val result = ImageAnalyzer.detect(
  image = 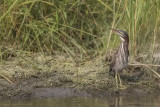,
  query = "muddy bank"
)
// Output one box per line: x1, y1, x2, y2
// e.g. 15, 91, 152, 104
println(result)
0, 52, 160, 100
